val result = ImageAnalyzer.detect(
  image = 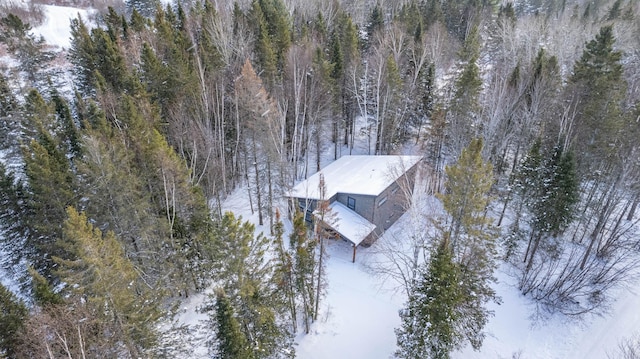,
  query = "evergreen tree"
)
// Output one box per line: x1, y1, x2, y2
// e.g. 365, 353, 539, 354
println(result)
206, 212, 293, 358
92, 28, 129, 93
332, 11, 359, 148
0, 283, 28, 358
126, 0, 160, 18
50, 87, 81, 159
0, 73, 19, 154
21, 91, 77, 276
140, 42, 172, 102
115, 94, 208, 294
396, 238, 464, 359
606, 0, 623, 20
504, 139, 544, 256
28, 267, 63, 306
0, 14, 54, 87
0, 163, 30, 278
54, 207, 161, 357
414, 62, 435, 142
520, 144, 579, 272
569, 25, 625, 171
448, 26, 482, 154
436, 138, 497, 351
213, 289, 253, 359
290, 210, 316, 334
68, 16, 97, 96
129, 8, 148, 32
258, 0, 291, 73
251, 0, 278, 88
438, 138, 494, 257
272, 210, 296, 332
365, 4, 384, 50
420, 0, 443, 28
